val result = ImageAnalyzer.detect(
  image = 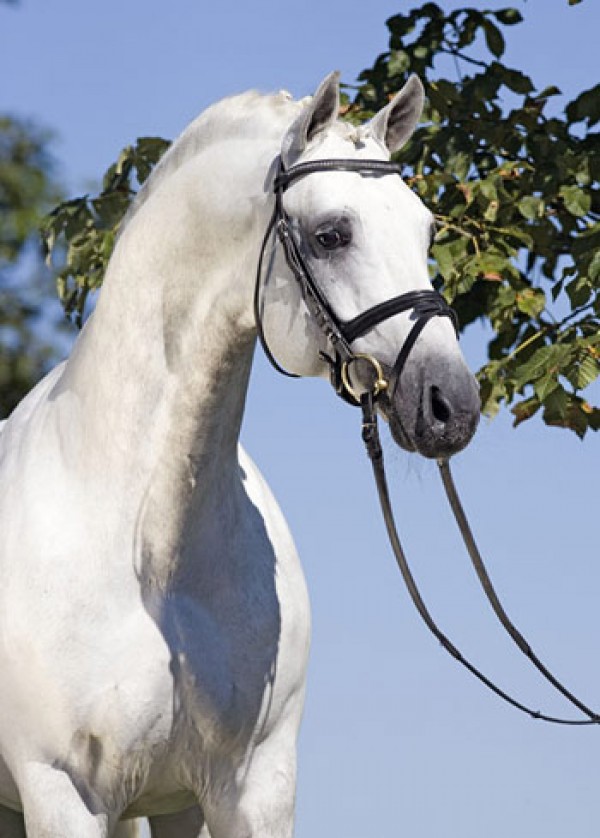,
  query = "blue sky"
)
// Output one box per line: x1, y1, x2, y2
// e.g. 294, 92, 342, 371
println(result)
1, 1, 599, 836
